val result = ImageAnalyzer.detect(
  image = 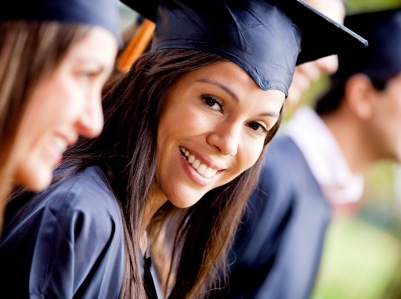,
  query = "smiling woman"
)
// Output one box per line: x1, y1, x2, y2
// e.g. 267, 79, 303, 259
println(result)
0, 0, 367, 298
0, 0, 120, 229
156, 62, 284, 208
11, 28, 116, 191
